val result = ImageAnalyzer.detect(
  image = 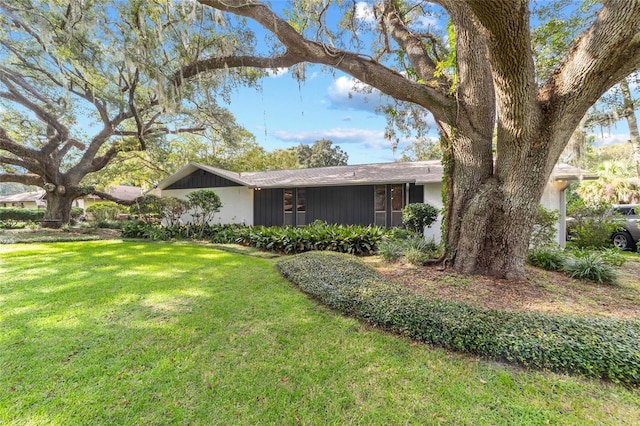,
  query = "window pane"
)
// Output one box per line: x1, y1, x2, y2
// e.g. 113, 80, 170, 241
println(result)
391, 184, 403, 211
297, 188, 306, 212
284, 189, 293, 212
375, 185, 386, 212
